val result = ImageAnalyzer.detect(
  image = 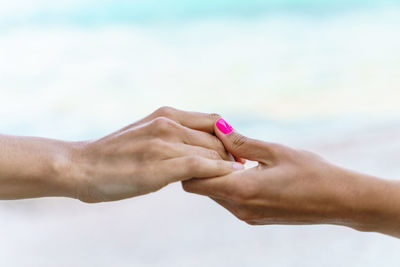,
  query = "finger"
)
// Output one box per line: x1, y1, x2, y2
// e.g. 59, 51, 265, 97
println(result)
182, 171, 243, 199
131, 106, 221, 133
153, 106, 221, 133
160, 157, 244, 184
214, 117, 276, 164
153, 108, 241, 162
177, 125, 234, 161
167, 143, 223, 160
146, 117, 233, 161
